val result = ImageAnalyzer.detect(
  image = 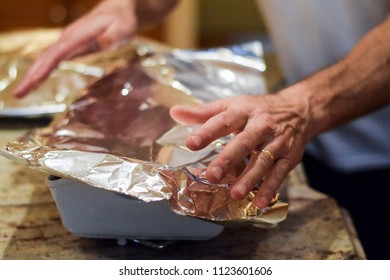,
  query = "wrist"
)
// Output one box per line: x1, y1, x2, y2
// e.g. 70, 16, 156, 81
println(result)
278, 81, 324, 143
